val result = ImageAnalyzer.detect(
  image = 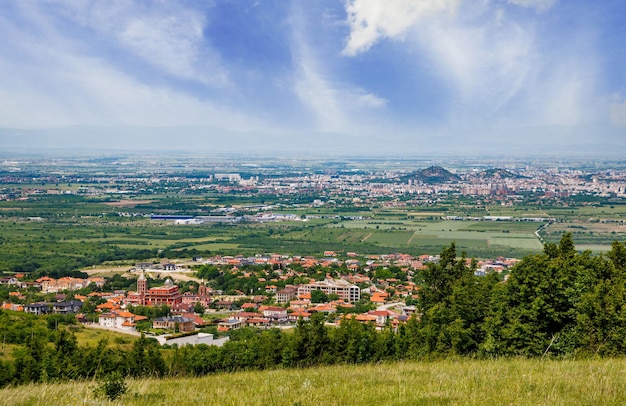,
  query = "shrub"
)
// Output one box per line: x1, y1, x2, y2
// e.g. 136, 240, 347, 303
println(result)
93, 371, 128, 401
